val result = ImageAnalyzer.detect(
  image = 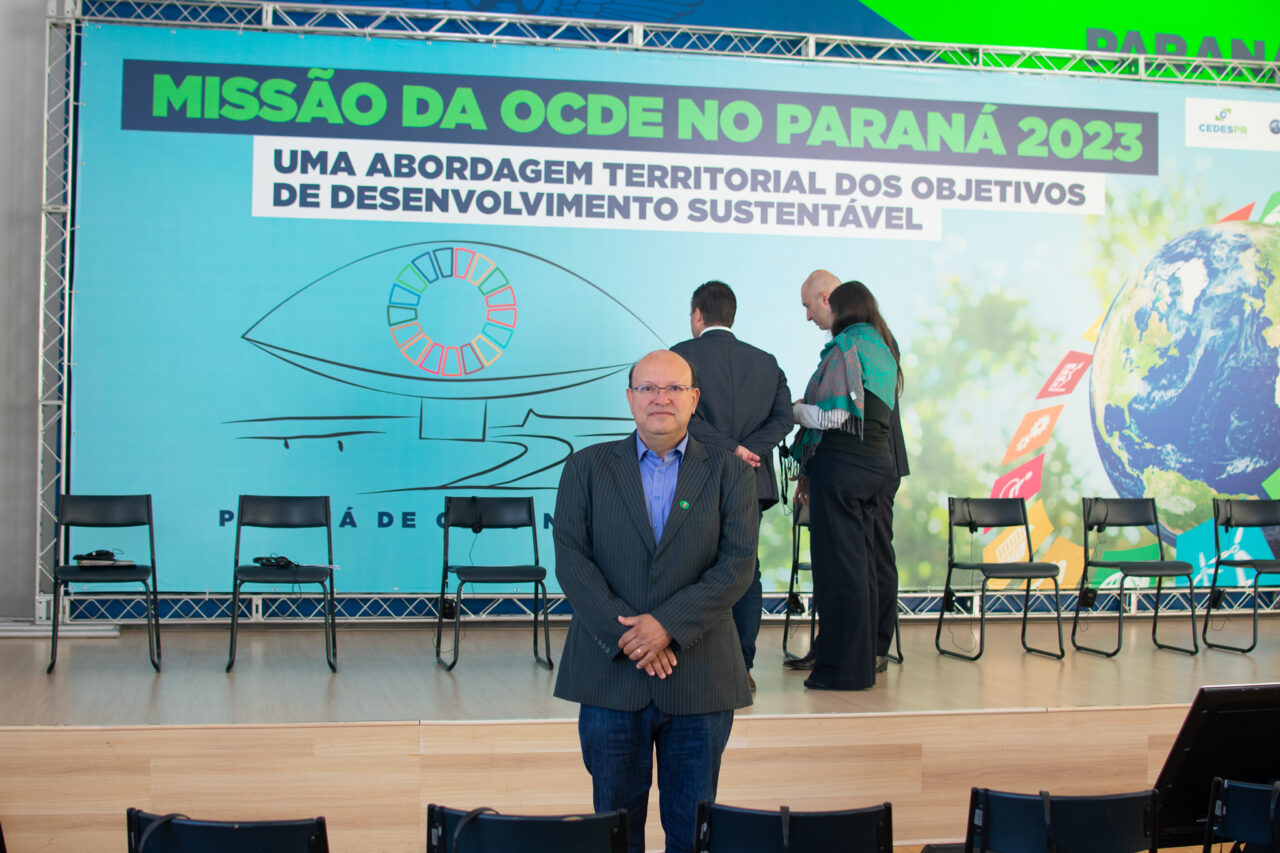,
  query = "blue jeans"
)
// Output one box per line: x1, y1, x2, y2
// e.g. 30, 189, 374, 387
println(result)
579, 703, 734, 853
731, 563, 763, 670
730, 507, 766, 670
